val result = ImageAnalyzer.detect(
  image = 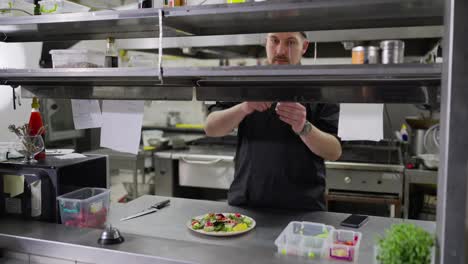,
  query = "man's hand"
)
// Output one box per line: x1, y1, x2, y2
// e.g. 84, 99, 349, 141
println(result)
241, 102, 272, 115
275, 102, 307, 133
